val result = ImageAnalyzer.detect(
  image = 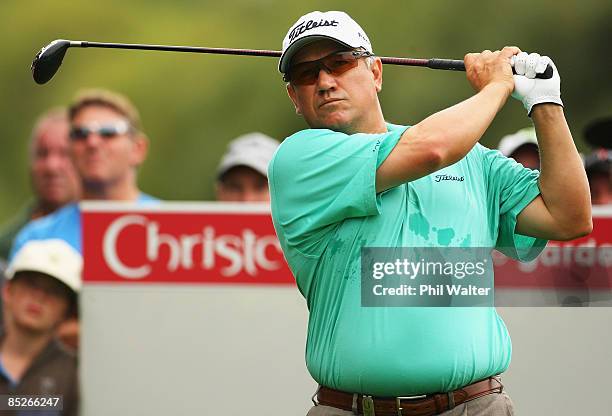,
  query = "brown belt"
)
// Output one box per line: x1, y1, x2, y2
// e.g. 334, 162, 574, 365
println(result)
316, 376, 503, 416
